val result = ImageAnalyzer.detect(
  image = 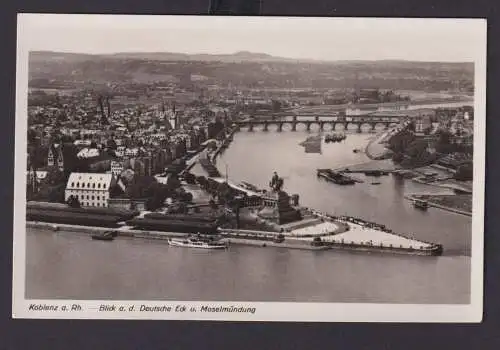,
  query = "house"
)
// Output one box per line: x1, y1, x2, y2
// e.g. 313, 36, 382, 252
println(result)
64, 172, 116, 208
115, 146, 126, 158
125, 148, 141, 158
74, 140, 92, 148
415, 115, 432, 134
110, 160, 124, 177
26, 168, 48, 192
